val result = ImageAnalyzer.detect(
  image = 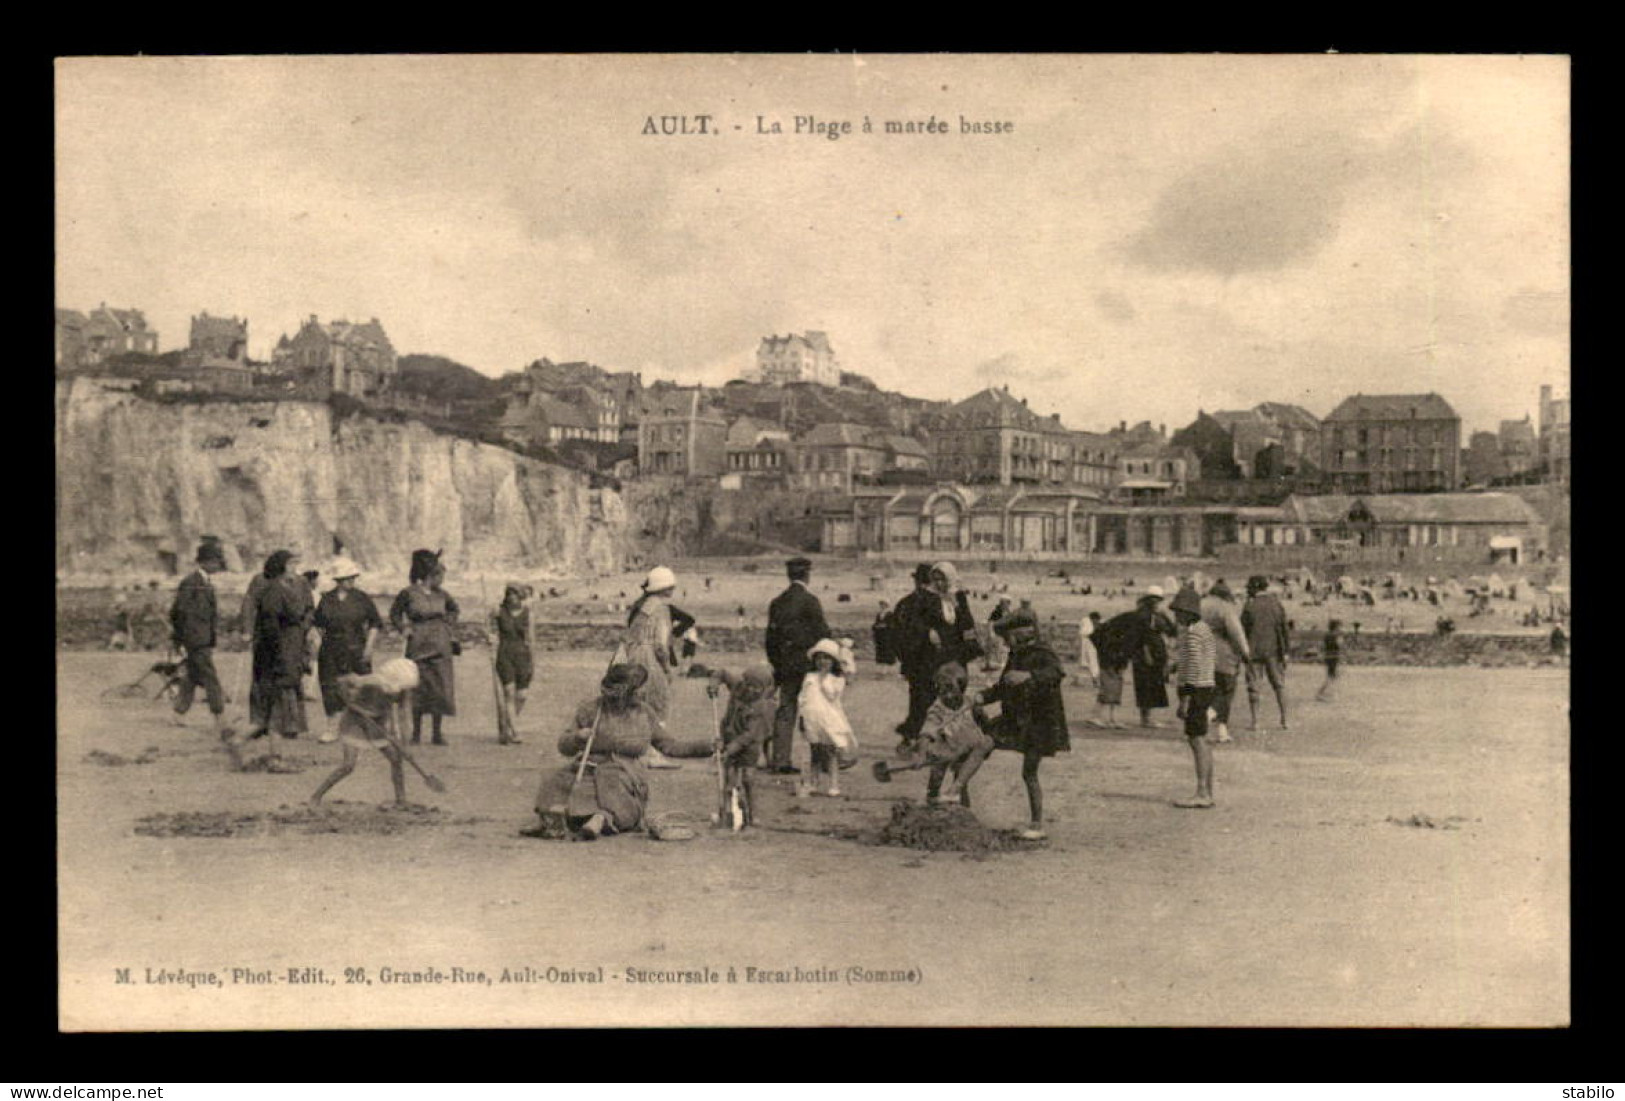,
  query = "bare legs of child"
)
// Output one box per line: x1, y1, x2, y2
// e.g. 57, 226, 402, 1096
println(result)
810, 745, 840, 797
310, 742, 408, 807
1175, 733, 1215, 809
1019, 749, 1046, 840
928, 738, 994, 808
1315, 662, 1338, 702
